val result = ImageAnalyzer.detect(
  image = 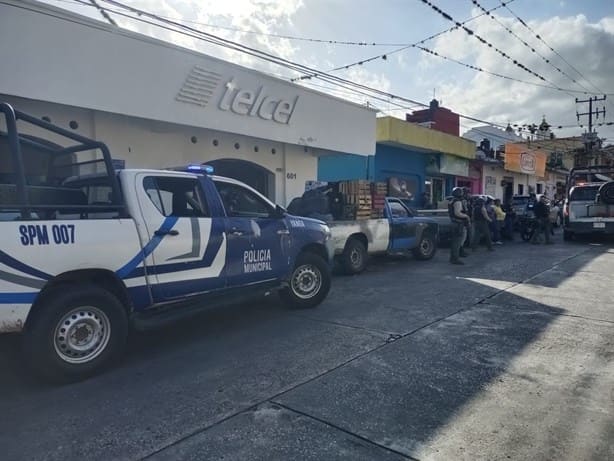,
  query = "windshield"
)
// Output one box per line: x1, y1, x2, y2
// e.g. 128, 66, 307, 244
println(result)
569, 186, 599, 201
